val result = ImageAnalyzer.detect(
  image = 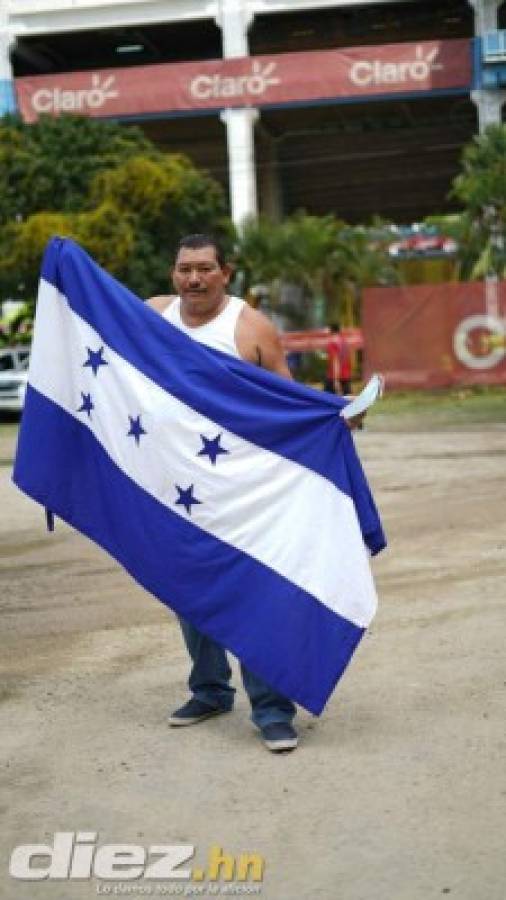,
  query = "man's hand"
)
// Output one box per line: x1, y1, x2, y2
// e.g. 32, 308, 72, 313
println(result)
345, 412, 366, 430
342, 395, 366, 430
340, 376, 383, 430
